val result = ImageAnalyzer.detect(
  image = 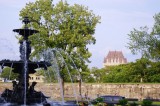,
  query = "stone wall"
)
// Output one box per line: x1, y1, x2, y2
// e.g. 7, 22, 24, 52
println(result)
0, 83, 160, 100
78, 83, 160, 100
36, 83, 160, 100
